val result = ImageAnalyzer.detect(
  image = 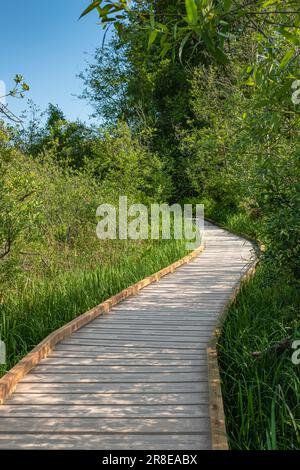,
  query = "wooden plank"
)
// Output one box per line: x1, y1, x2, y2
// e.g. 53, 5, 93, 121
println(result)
6, 392, 209, 405
71, 332, 210, 340
137, 293, 226, 296
103, 310, 218, 315
87, 316, 216, 323
60, 330, 213, 338
0, 433, 211, 450
0, 404, 209, 418
54, 345, 205, 353
77, 324, 214, 331
58, 341, 206, 350
81, 324, 215, 332
40, 358, 206, 366
21, 372, 206, 383
15, 382, 209, 393
0, 417, 209, 433
33, 365, 203, 374
50, 351, 206, 359
60, 338, 207, 347
115, 301, 226, 306
137, 293, 229, 297
87, 319, 217, 326
84, 316, 217, 322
